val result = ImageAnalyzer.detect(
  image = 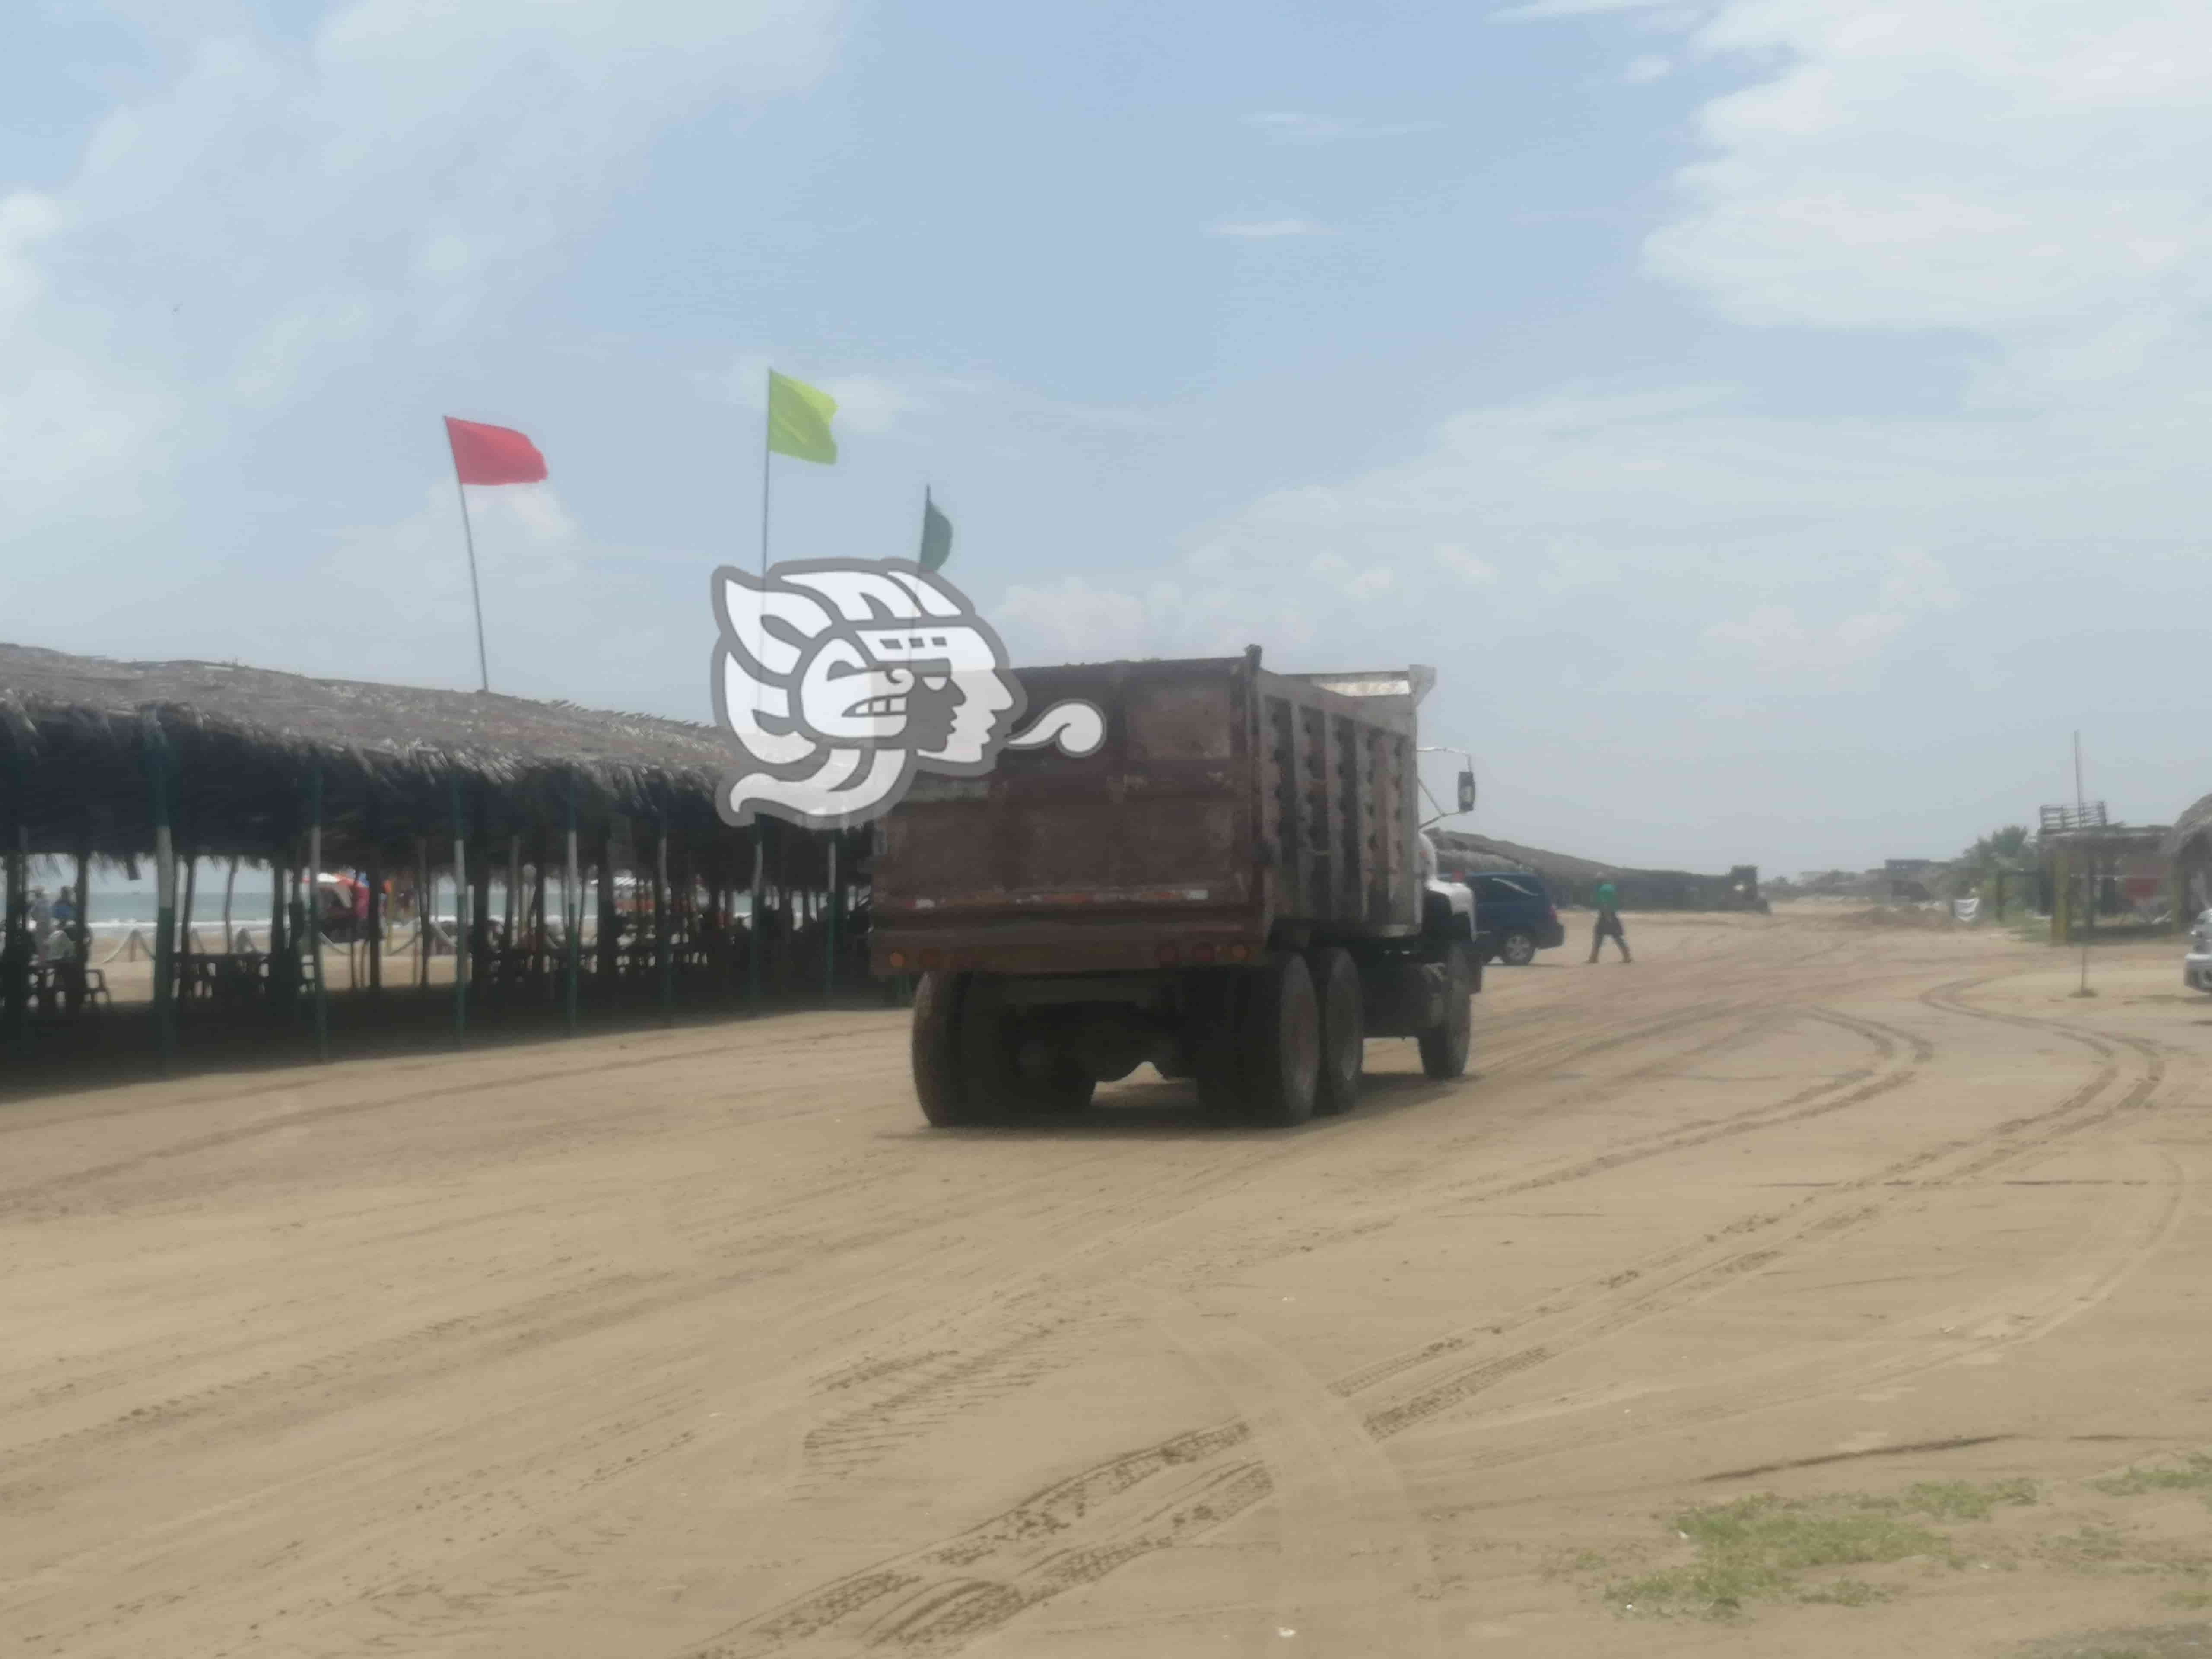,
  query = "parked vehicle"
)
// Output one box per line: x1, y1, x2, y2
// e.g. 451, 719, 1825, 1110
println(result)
869, 651, 1480, 1127
2185, 909, 2212, 993
1465, 869, 1566, 966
